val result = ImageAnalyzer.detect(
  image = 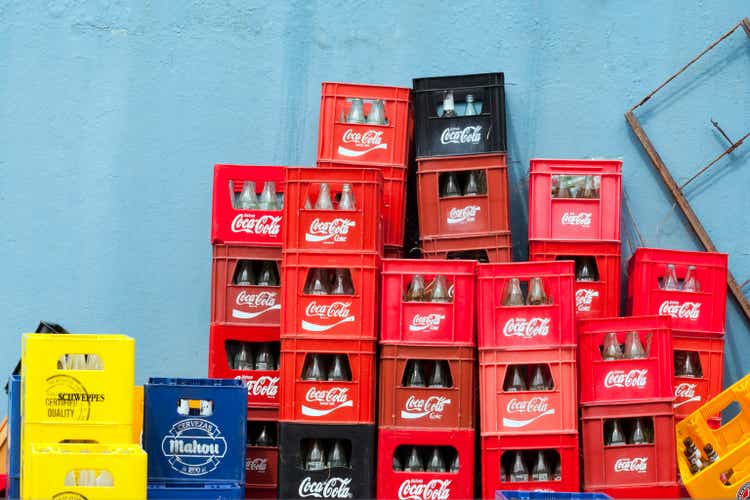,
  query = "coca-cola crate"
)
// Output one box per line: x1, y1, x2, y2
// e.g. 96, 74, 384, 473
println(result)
481, 432, 580, 498
280, 252, 379, 340
377, 427, 474, 500
479, 347, 577, 435
245, 419, 279, 489
211, 164, 285, 246
147, 482, 243, 499
529, 240, 620, 319
208, 325, 280, 409
283, 167, 384, 254
626, 248, 728, 336
211, 244, 282, 328
413, 72, 506, 158
585, 485, 681, 498
421, 231, 512, 263
417, 153, 509, 238
379, 345, 474, 429
578, 315, 673, 404
384, 246, 405, 258
278, 422, 375, 499
581, 399, 677, 492
529, 158, 622, 241
381, 258, 476, 346
497, 493, 613, 500
318, 161, 407, 249
245, 487, 277, 499
672, 333, 724, 420
477, 261, 575, 349
317, 82, 412, 167
279, 338, 376, 424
